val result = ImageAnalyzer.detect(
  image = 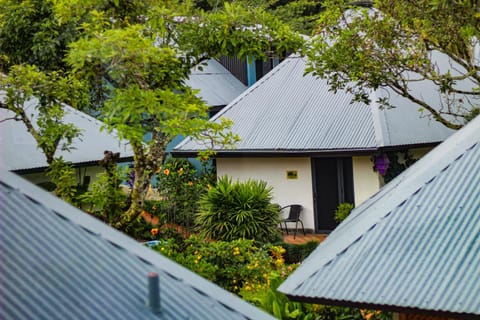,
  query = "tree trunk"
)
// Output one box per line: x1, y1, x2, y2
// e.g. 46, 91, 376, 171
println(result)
115, 162, 151, 230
